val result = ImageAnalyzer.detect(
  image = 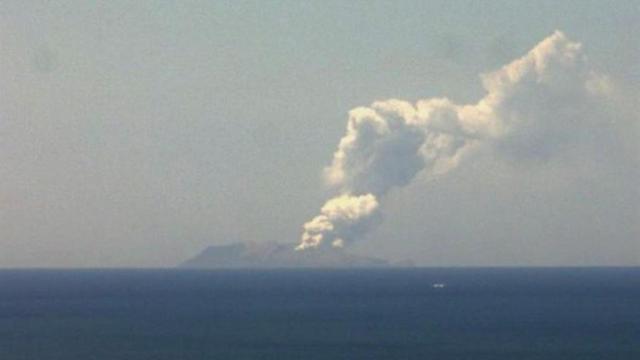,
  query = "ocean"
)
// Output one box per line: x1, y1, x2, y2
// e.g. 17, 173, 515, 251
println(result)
0, 268, 638, 359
